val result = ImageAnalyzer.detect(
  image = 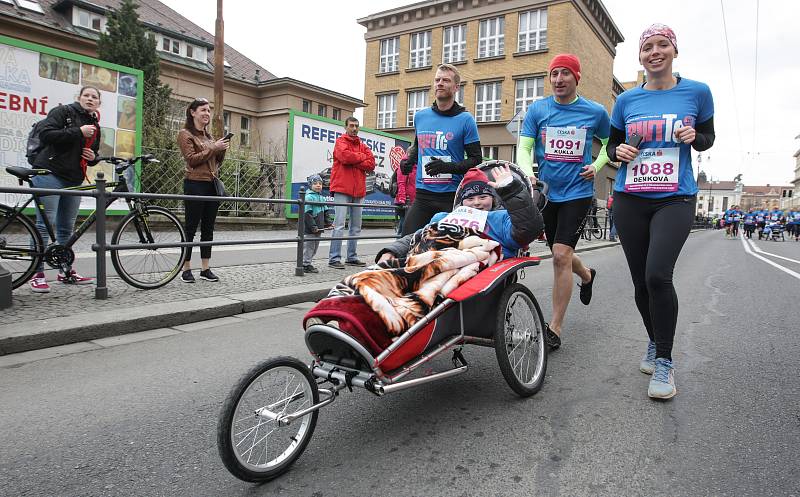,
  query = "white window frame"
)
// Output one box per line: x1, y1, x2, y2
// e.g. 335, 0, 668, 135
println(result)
302, 99, 311, 113
518, 9, 548, 52
317, 104, 327, 117
456, 84, 465, 104
442, 24, 467, 64
72, 7, 106, 32
482, 146, 499, 159
379, 37, 399, 73
475, 82, 502, 122
406, 90, 428, 127
514, 77, 544, 114
240, 116, 251, 147
478, 17, 505, 58
332, 108, 341, 121
409, 31, 432, 69
223, 111, 230, 134
377, 93, 397, 129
